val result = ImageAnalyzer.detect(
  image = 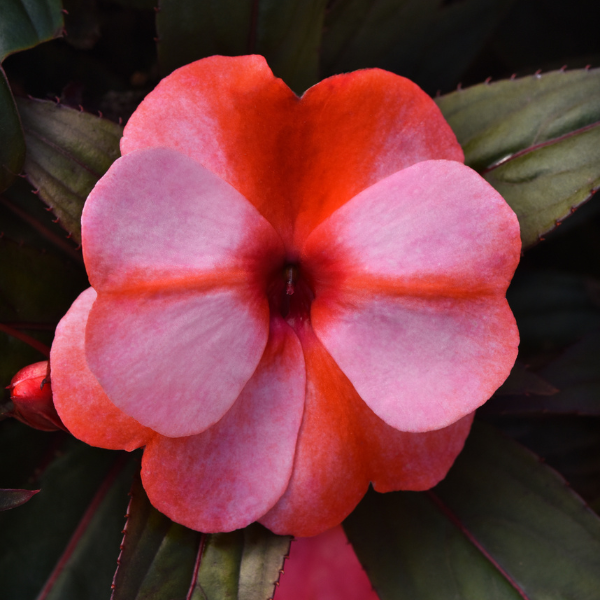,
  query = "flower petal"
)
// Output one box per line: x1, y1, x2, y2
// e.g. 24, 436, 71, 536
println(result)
50, 288, 153, 451
304, 160, 520, 433
140, 316, 305, 532
276, 525, 379, 600
86, 286, 270, 438
82, 147, 283, 293
81, 146, 283, 438
260, 325, 472, 537
121, 56, 462, 247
